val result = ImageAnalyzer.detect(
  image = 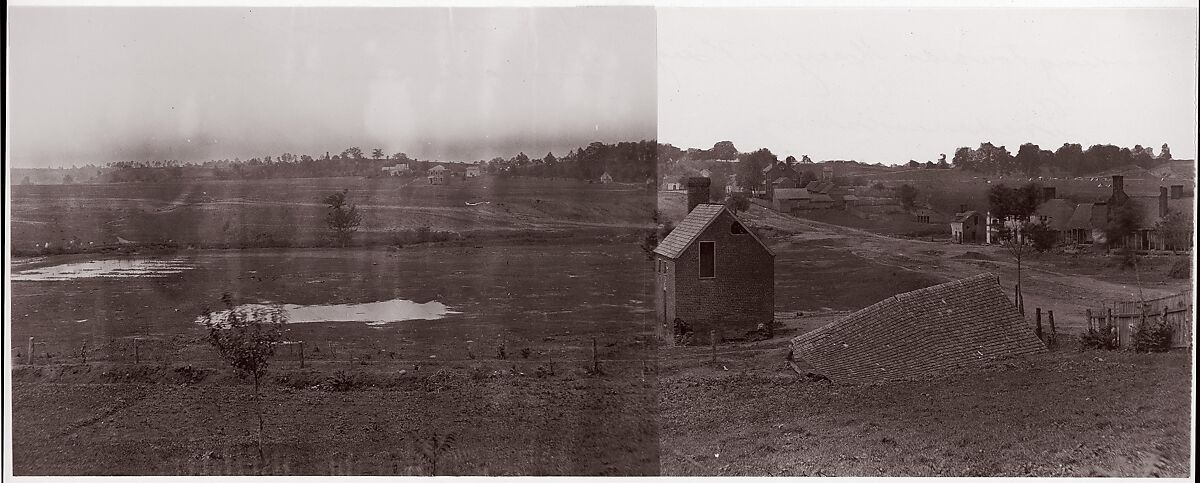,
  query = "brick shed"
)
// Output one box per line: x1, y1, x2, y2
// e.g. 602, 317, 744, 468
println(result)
654, 178, 775, 345
789, 273, 1045, 384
